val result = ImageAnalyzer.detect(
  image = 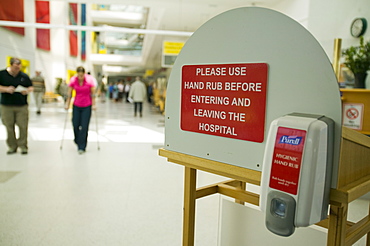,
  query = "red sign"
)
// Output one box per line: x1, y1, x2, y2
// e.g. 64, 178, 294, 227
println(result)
269, 127, 306, 195
181, 63, 268, 142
